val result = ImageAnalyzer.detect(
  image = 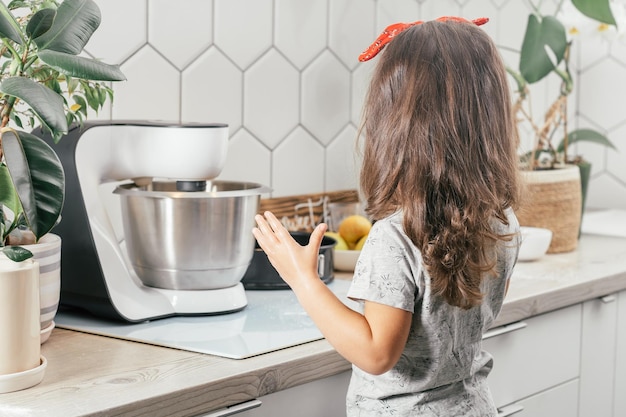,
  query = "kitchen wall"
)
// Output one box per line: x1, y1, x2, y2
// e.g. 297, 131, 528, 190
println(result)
85, 0, 626, 208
